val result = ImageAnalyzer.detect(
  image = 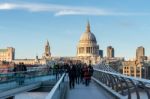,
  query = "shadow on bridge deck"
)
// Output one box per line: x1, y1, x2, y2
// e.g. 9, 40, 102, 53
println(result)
67, 80, 114, 99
